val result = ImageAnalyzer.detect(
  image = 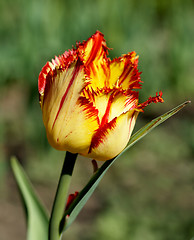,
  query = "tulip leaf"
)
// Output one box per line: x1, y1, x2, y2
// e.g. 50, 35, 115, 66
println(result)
11, 157, 49, 240
125, 101, 191, 150
61, 101, 190, 232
